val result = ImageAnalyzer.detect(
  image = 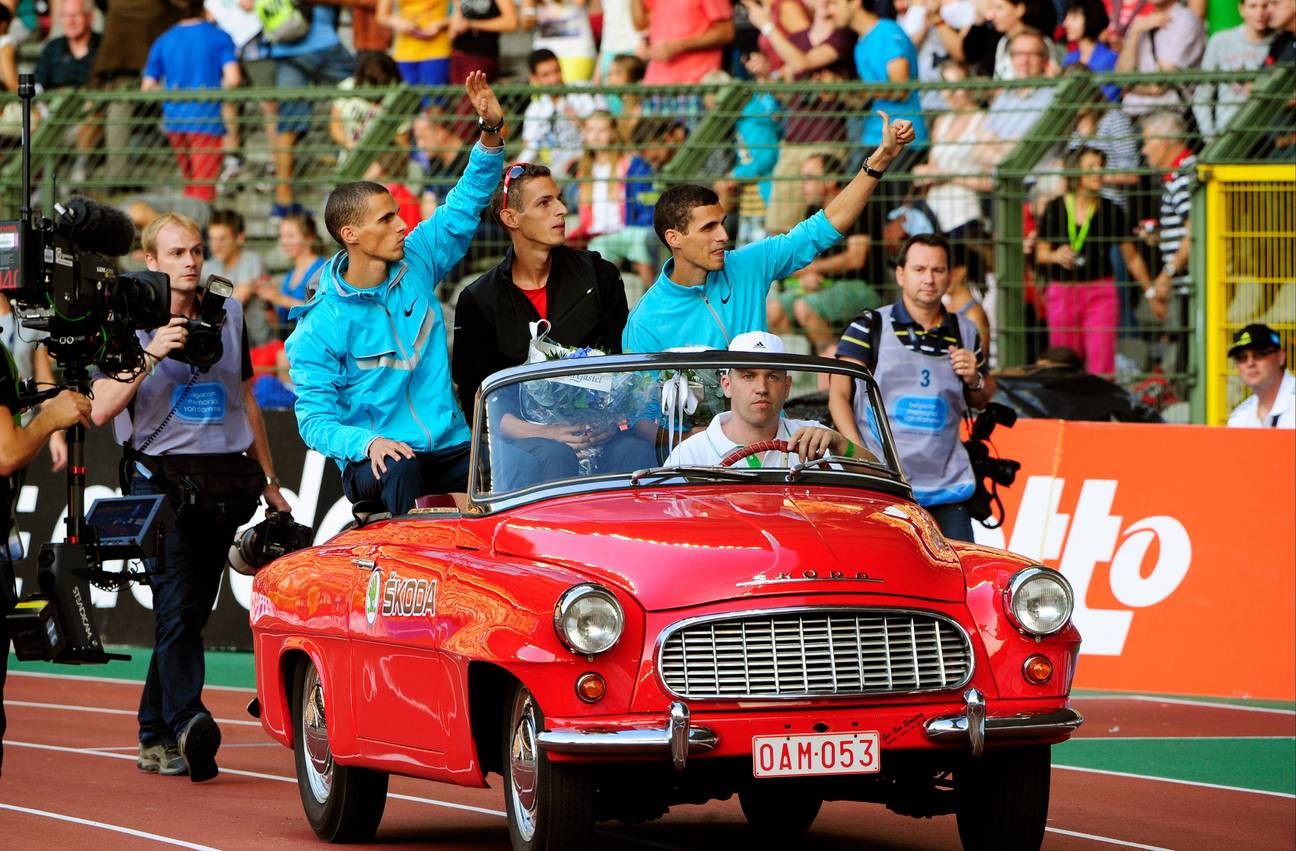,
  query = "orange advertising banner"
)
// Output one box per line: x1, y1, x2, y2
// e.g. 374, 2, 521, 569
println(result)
967, 420, 1296, 701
